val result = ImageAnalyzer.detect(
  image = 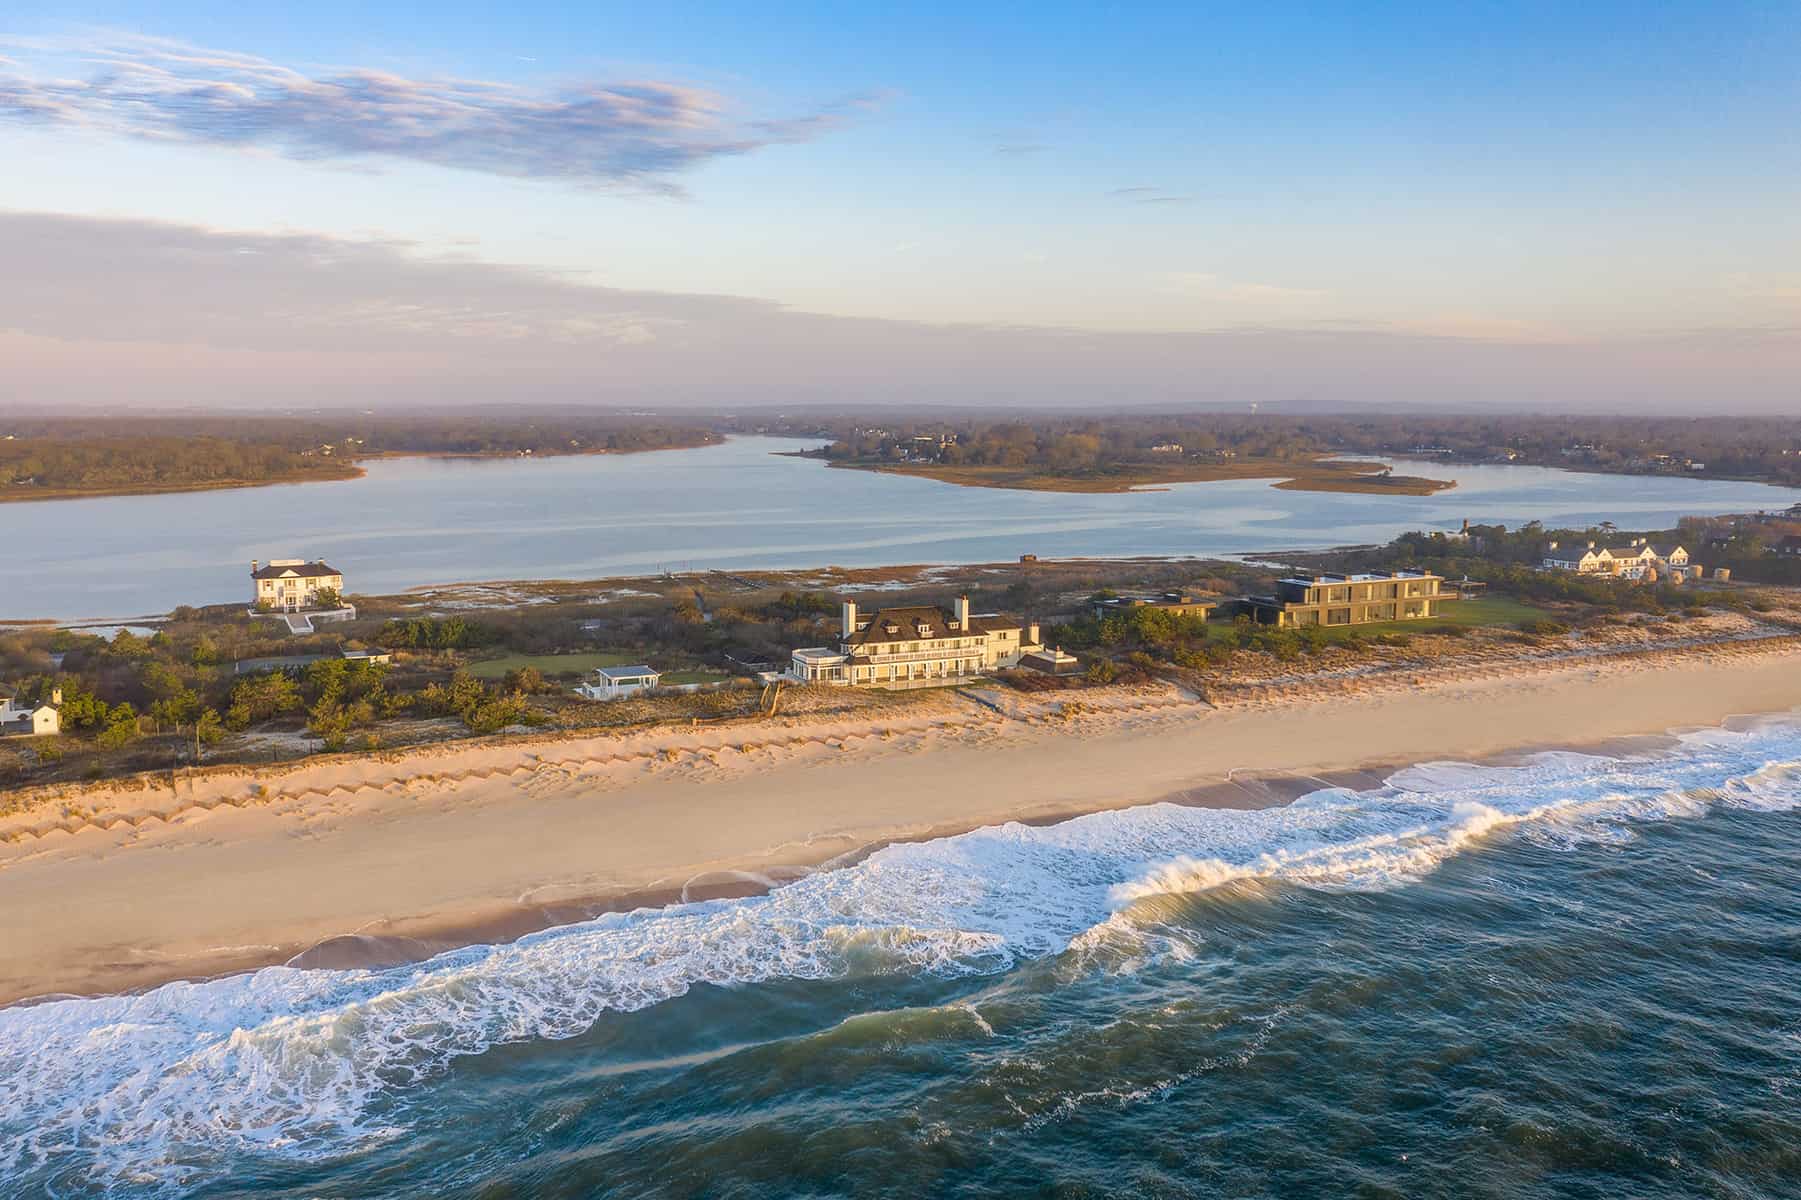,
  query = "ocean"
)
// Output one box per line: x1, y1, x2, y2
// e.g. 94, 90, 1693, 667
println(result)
3, 718, 1799, 1198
